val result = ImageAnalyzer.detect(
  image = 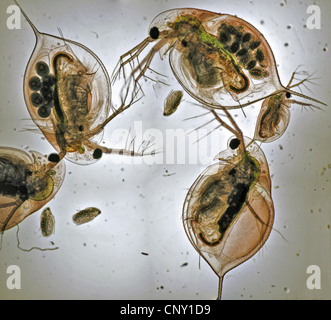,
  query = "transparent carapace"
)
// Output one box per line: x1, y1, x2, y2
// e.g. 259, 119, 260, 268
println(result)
113, 8, 325, 111
182, 109, 274, 299
0, 147, 65, 246
254, 70, 322, 143
16, 1, 148, 165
